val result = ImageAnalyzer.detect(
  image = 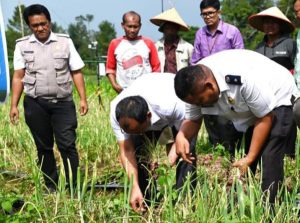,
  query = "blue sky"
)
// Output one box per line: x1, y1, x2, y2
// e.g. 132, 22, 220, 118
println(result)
1, 0, 204, 41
